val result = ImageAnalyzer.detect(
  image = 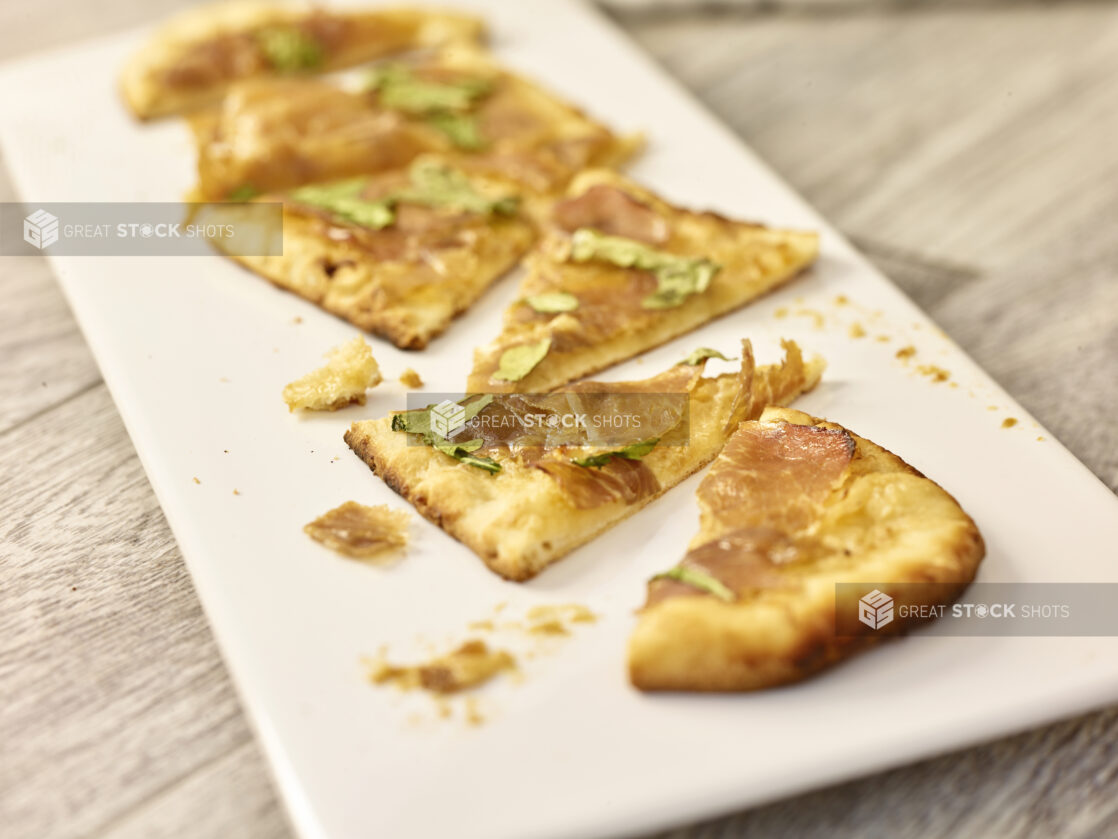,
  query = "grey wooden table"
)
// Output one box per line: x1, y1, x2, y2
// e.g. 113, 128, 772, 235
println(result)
3, 2, 1118, 837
